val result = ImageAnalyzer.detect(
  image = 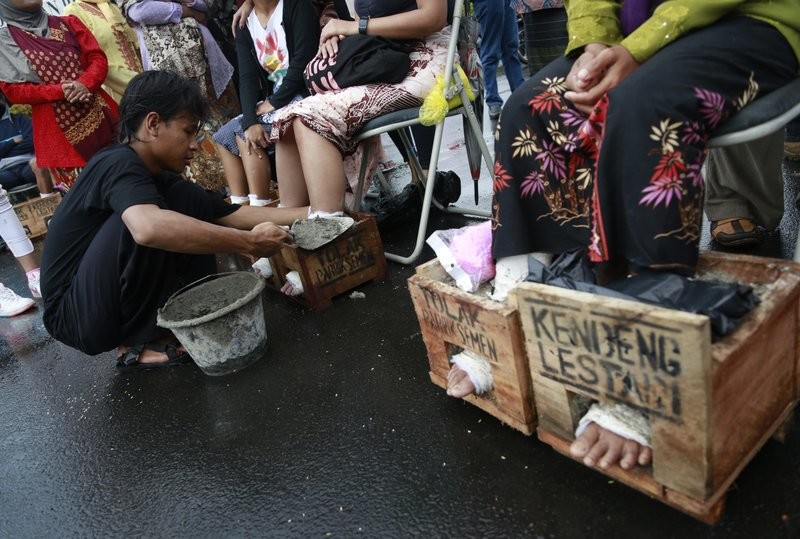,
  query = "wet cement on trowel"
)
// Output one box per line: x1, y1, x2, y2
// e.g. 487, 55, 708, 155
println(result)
290, 216, 354, 250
